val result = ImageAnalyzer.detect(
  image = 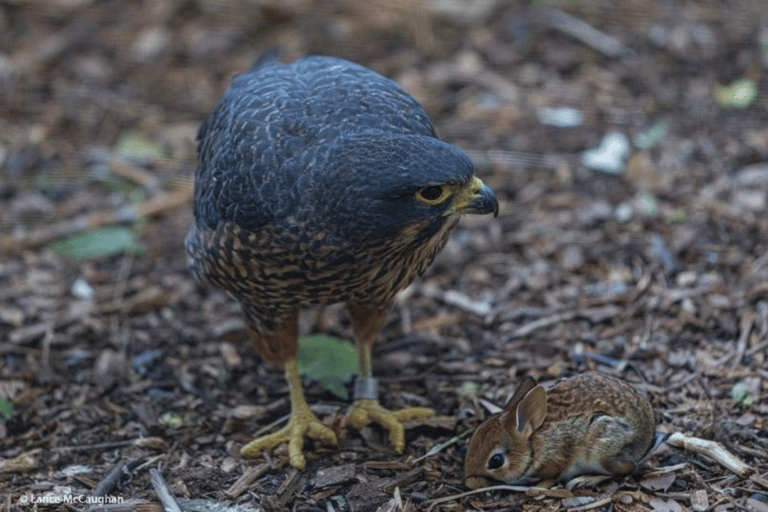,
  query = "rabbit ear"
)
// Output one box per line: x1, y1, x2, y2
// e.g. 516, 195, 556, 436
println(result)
500, 378, 544, 438
513, 386, 547, 436
503, 376, 537, 411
